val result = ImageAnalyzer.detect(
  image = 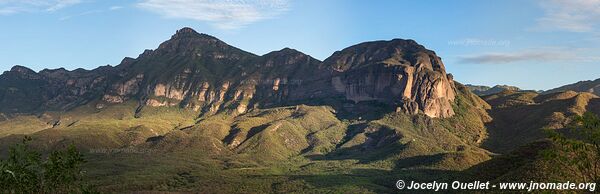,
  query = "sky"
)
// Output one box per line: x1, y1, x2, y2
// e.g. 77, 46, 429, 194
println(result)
1, 0, 600, 90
